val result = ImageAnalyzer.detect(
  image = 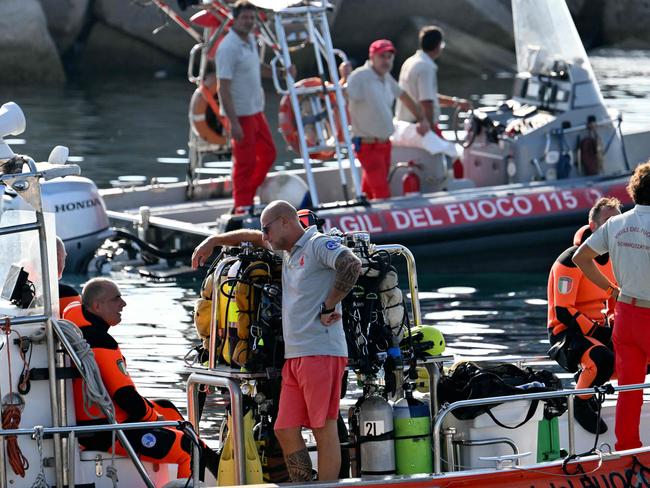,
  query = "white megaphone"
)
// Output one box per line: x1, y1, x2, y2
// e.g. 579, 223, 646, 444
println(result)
0, 102, 27, 160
